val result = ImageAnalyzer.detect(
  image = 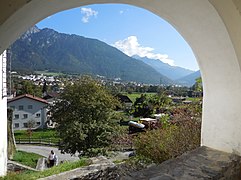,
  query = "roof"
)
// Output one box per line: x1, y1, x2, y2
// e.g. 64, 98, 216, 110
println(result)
7, 94, 48, 104
116, 94, 132, 103
43, 92, 59, 100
